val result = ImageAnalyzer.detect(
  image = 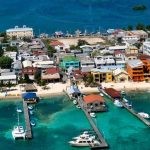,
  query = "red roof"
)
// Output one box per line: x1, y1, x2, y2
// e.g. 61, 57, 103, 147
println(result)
46, 68, 59, 74
83, 94, 104, 104
137, 54, 150, 60
105, 88, 121, 99
114, 50, 125, 55
50, 41, 64, 46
